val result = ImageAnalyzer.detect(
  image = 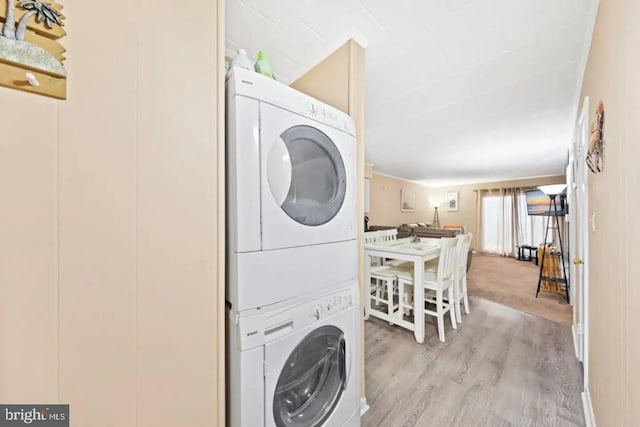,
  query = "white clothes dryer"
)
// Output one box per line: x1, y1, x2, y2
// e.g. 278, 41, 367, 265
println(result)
226, 67, 358, 312
228, 283, 361, 427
